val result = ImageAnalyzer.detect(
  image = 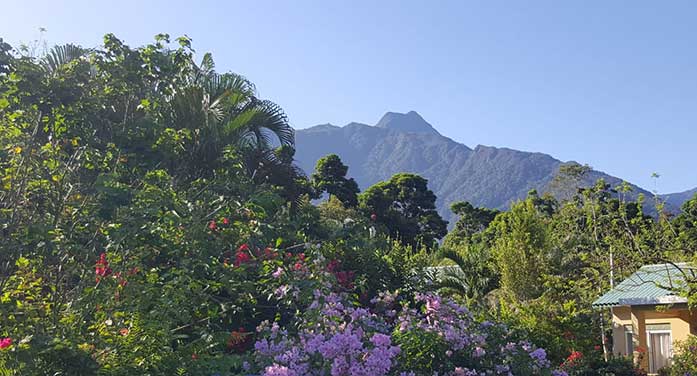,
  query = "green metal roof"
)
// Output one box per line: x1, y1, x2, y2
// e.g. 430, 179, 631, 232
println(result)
592, 263, 696, 308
